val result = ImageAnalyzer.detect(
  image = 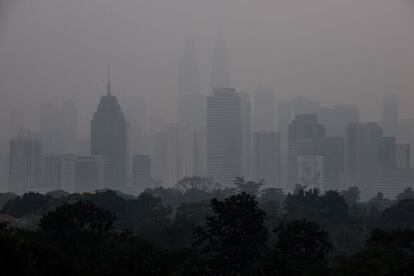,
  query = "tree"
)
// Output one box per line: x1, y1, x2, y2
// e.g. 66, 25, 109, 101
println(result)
396, 187, 414, 201
379, 199, 414, 230
193, 193, 268, 274
368, 192, 392, 211
341, 186, 361, 206
234, 177, 263, 196
39, 200, 117, 275
271, 220, 333, 275
1, 192, 53, 218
